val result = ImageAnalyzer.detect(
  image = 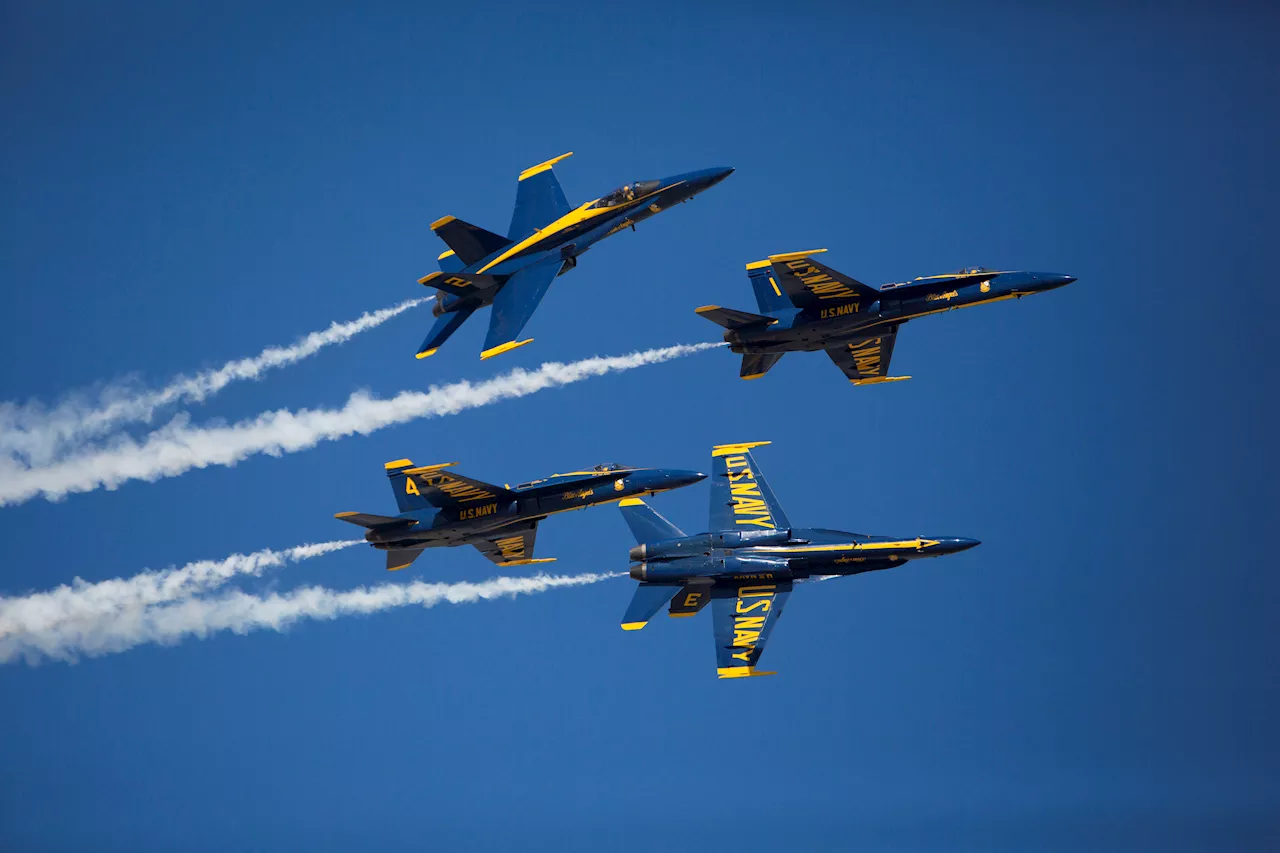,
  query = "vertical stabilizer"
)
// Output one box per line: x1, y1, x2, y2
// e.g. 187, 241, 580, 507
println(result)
746, 261, 793, 314
619, 498, 686, 544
